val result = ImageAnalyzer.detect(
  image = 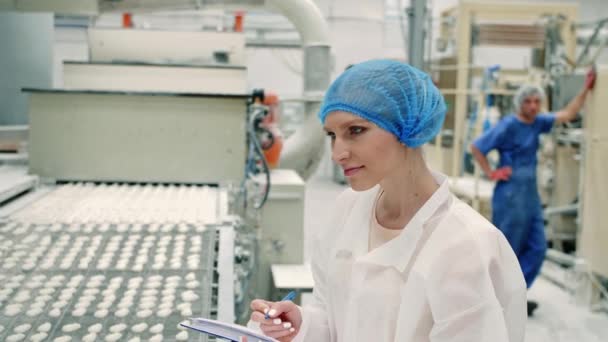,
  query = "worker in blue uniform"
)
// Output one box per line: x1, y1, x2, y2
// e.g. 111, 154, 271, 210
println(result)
471, 69, 596, 317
